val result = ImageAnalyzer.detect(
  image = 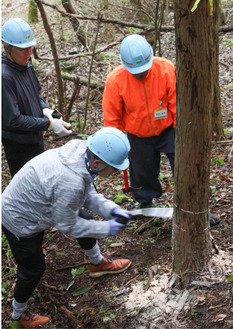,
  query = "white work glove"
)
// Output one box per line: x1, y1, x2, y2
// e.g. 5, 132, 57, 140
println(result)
43, 108, 54, 120
50, 118, 72, 137
43, 108, 63, 120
